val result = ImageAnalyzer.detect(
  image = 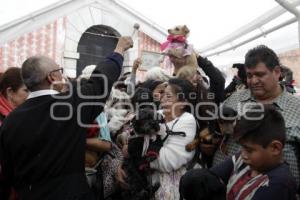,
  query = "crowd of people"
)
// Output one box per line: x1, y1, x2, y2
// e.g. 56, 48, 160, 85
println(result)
0, 33, 299, 200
